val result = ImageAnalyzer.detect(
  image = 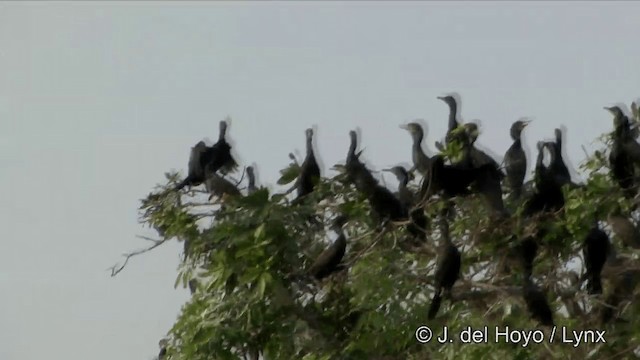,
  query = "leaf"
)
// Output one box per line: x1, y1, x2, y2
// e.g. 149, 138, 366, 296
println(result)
256, 272, 271, 299
254, 223, 266, 240
277, 163, 300, 185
